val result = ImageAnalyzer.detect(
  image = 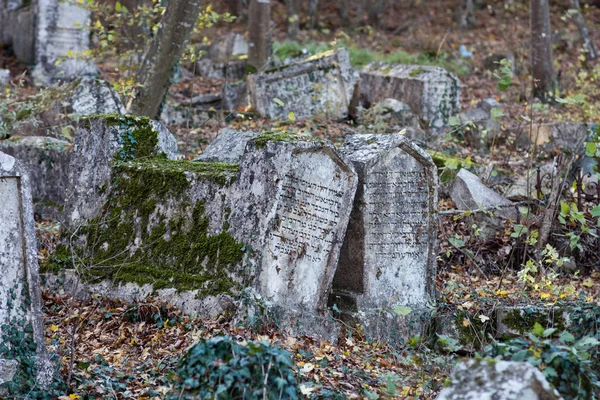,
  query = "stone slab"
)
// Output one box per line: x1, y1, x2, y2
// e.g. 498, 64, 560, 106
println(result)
247, 49, 359, 120
0, 151, 52, 386
360, 63, 460, 128
193, 128, 259, 163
